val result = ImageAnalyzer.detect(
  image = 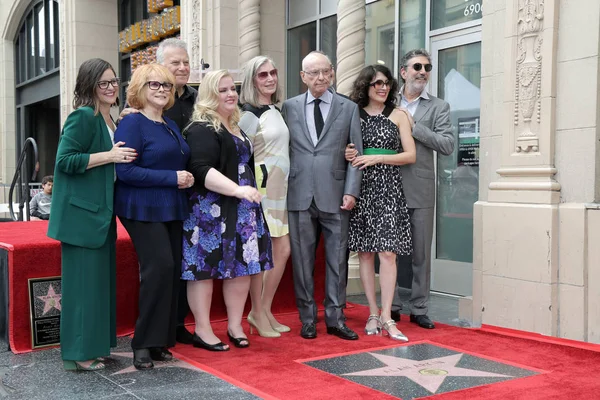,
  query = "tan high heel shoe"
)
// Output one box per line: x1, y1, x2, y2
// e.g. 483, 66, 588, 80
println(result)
381, 319, 409, 342
247, 313, 281, 338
